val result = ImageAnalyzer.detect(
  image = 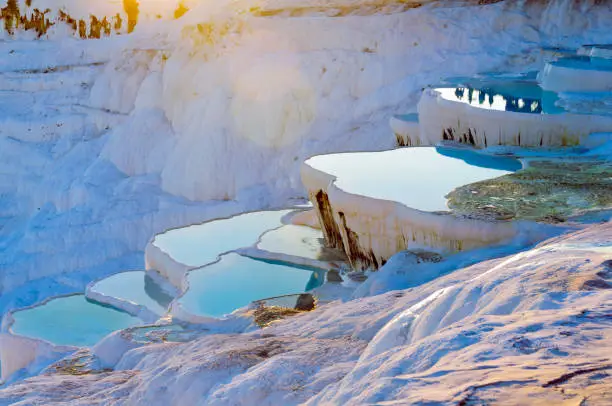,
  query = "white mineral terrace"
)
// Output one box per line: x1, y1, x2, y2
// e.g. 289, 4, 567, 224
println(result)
0, 294, 143, 381
145, 210, 293, 289
143, 208, 347, 323
586, 44, 612, 60
172, 253, 325, 322
1, 211, 341, 381
236, 223, 347, 273
86, 270, 178, 323
539, 56, 612, 92
390, 113, 419, 146
305, 147, 518, 212
301, 146, 544, 269
417, 84, 612, 148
